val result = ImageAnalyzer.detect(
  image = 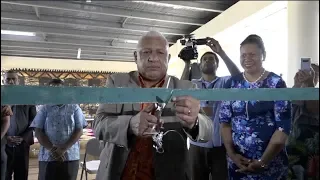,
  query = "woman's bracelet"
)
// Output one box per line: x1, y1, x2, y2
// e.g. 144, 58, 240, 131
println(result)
258, 159, 268, 168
